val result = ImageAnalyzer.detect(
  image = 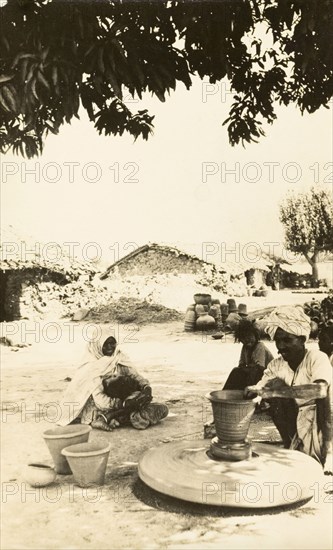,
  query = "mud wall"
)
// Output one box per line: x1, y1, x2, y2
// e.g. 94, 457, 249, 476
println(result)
1, 269, 66, 321
114, 249, 207, 276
